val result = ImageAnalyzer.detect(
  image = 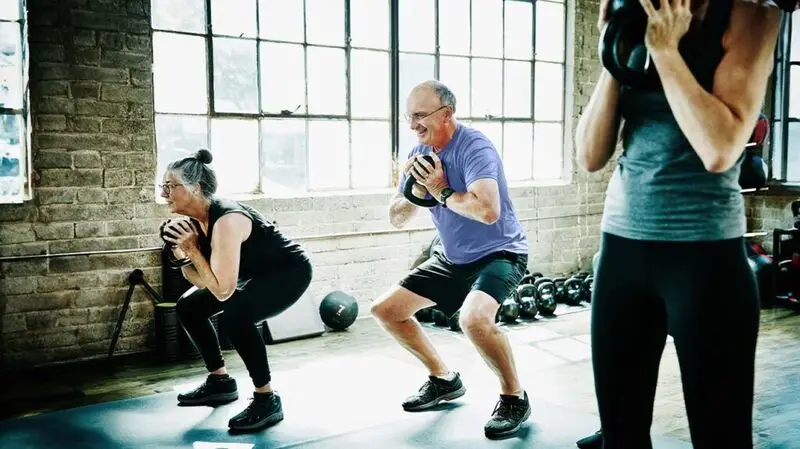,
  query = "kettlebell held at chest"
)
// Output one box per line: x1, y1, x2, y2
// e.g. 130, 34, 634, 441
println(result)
600, 0, 662, 91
